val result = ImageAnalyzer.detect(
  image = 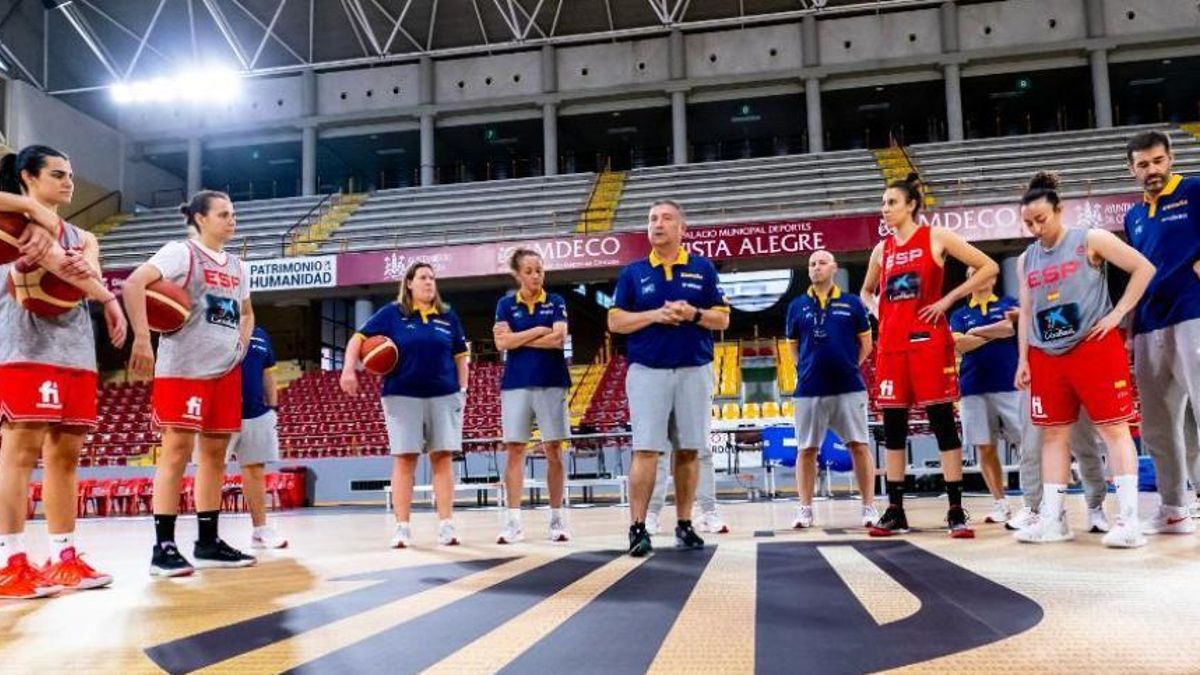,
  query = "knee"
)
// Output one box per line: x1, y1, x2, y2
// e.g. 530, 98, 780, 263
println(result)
883, 409, 909, 449
799, 448, 819, 464
674, 450, 698, 463
41, 445, 80, 473
926, 403, 961, 451
2, 445, 40, 471
157, 447, 191, 474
